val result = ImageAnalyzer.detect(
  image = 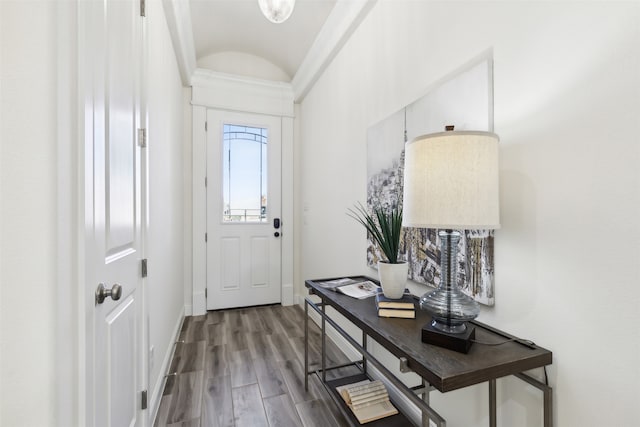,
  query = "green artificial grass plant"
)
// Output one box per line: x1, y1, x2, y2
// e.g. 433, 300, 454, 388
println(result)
348, 202, 403, 264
